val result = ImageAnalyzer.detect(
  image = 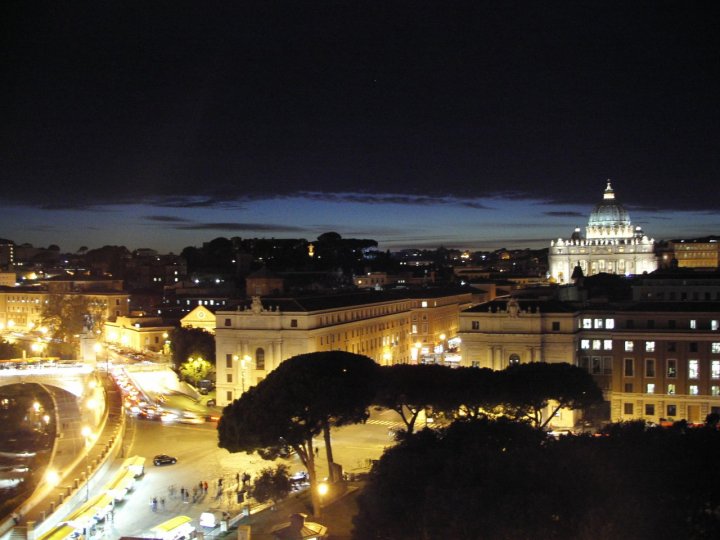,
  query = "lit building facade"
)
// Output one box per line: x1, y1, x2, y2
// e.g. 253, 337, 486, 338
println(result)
459, 297, 720, 425
214, 290, 474, 406
549, 181, 657, 283
670, 237, 720, 270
